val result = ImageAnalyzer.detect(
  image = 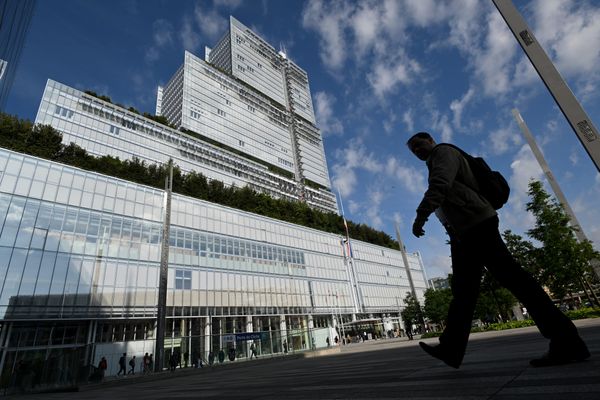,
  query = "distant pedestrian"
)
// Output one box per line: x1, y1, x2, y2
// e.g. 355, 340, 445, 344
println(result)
250, 342, 257, 359
326, 337, 330, 347
334, 336, 339, 345
169, 353, 177, 372
128, 356, 136, 375
117, 353, 127, 376
283, 340, 288, 353
98, 357, 108, 381
407, 131, 590, 368
142, 353, 149, 374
